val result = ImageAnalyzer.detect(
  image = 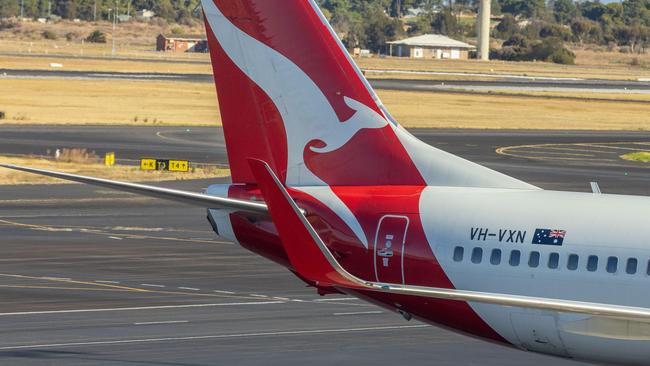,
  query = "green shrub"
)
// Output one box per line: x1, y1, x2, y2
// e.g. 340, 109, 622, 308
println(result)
492, 37, 575, 64
42, 30, 58, 40
85, 30, 106, 43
